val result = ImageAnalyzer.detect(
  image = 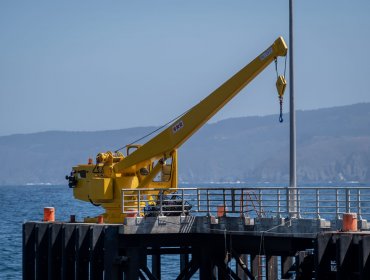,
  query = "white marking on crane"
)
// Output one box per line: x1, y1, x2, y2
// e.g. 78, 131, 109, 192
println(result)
172, 120, 184, 133
260, 47, 272, 61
